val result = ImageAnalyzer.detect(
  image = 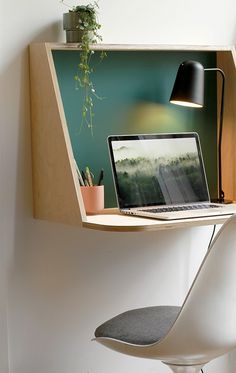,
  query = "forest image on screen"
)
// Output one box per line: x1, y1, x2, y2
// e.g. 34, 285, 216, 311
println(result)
112, 137, 208, 208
